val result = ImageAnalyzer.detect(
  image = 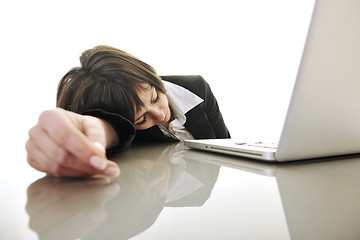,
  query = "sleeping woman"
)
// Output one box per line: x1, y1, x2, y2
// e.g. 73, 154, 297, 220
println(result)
25, 45, 230, 177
